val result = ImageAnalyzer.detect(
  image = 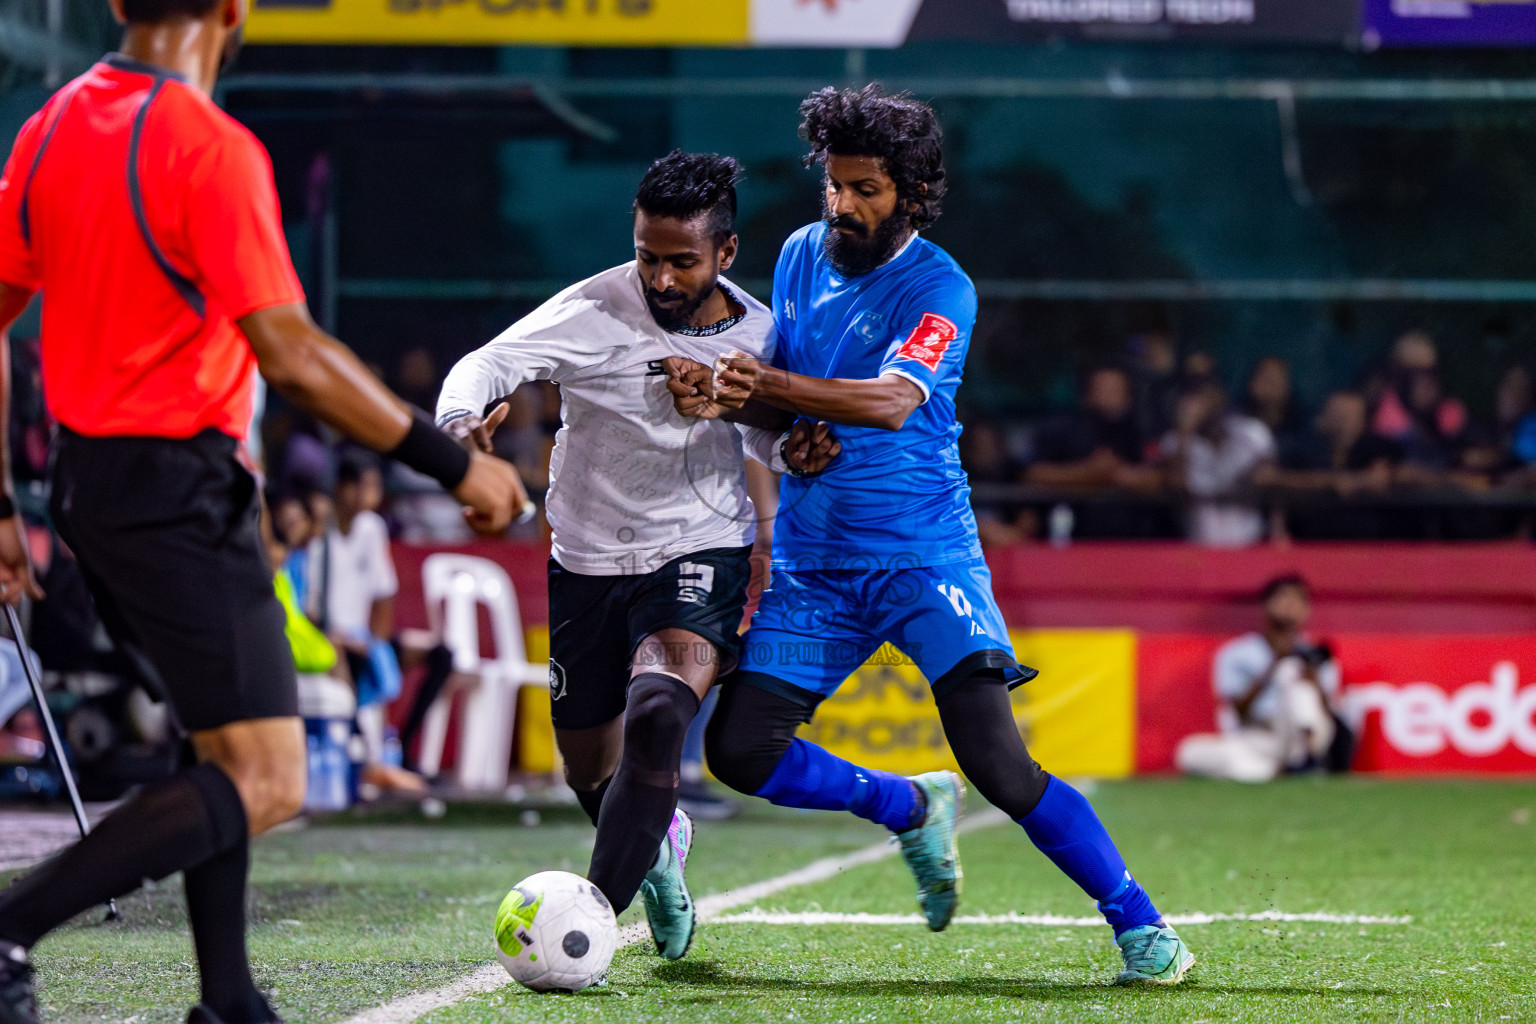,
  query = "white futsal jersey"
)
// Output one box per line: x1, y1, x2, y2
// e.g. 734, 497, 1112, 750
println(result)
436, 263, 780, 576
